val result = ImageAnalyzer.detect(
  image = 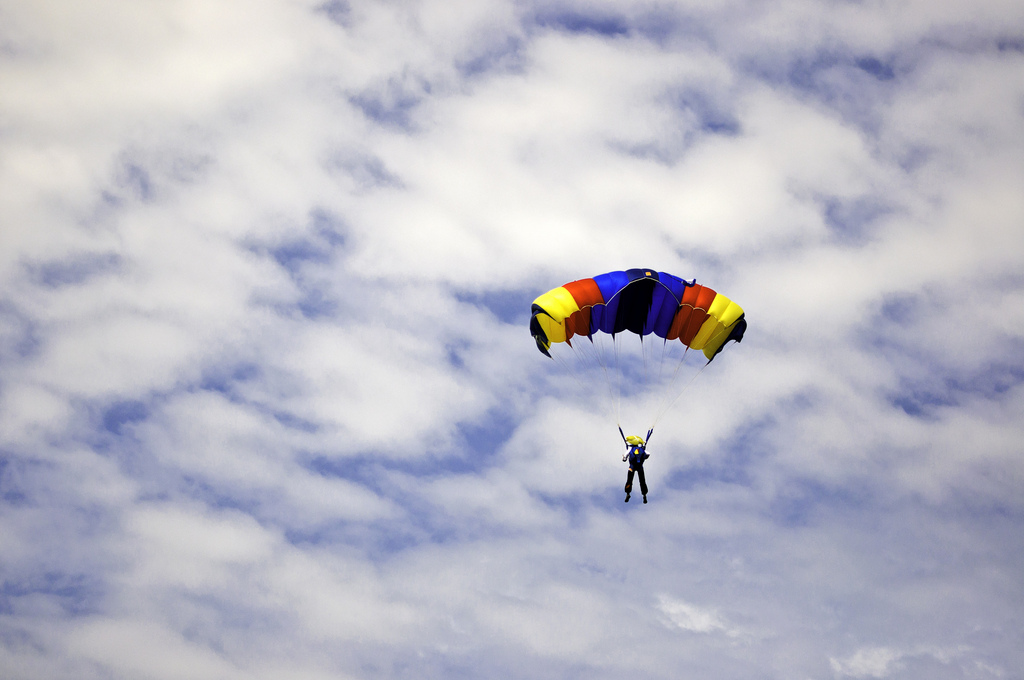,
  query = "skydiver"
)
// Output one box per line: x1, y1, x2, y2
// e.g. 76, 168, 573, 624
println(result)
622, 434, 649, 503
